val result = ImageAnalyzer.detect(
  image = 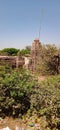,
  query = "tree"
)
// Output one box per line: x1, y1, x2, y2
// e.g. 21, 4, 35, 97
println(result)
1, 48, 19, 56
20, 49, 30, 56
